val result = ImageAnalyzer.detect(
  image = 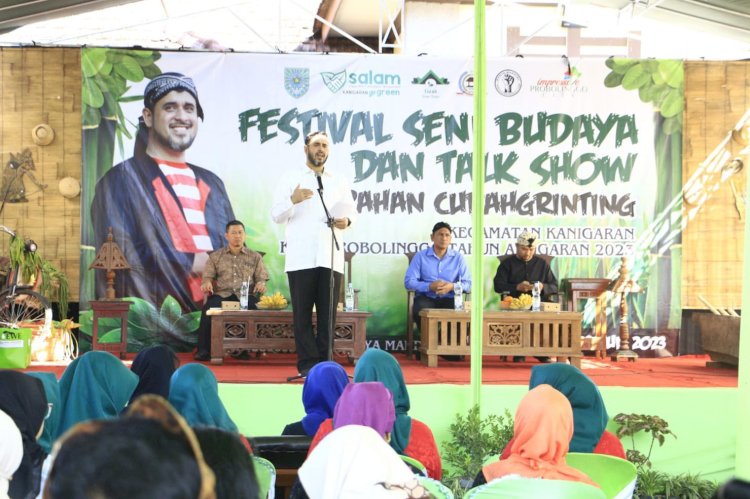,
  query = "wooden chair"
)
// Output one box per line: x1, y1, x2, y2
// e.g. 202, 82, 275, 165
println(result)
561, 278, 611, 358
496, 254, 559, 303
